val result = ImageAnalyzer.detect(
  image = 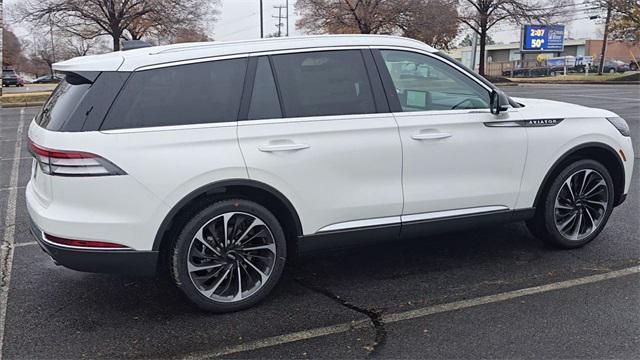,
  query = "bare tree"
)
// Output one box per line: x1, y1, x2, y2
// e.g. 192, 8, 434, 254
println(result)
398, 0, 459, 50
599, 0, 640, 41
457, 0, 563, 75
295, 0, 460, 48
3, 27, 28, 68
15, 0, 218, 51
